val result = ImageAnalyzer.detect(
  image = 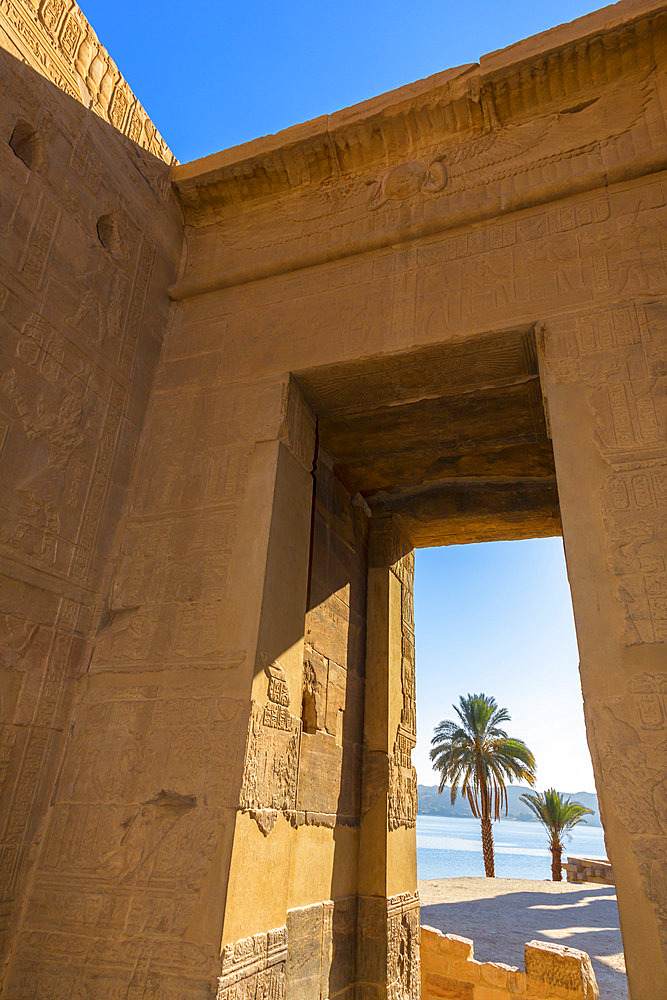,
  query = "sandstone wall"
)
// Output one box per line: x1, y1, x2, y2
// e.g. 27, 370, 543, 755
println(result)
3, 373, 313, 996
421, 926, 599, 1000
0, 35, 182, 996
166, 7, 667, 995
0, 0, 173, 162
1, 1, 666, 998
